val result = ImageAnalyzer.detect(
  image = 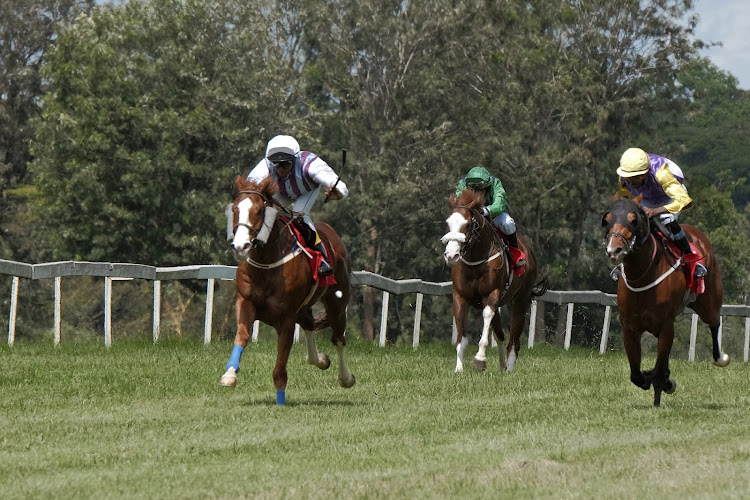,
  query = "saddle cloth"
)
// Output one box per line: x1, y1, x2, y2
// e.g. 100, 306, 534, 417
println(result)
659, 233, 705, 295
287, 221, 337, 287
